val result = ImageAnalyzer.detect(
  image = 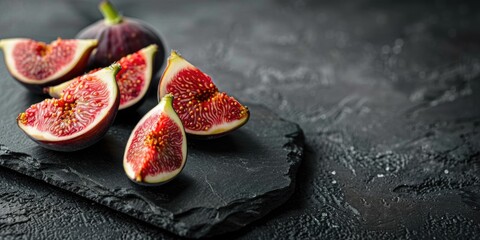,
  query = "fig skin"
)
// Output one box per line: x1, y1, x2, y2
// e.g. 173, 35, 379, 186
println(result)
0, 38, 98, 94
186, 111, 250, 140
76, 0, 165, 77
